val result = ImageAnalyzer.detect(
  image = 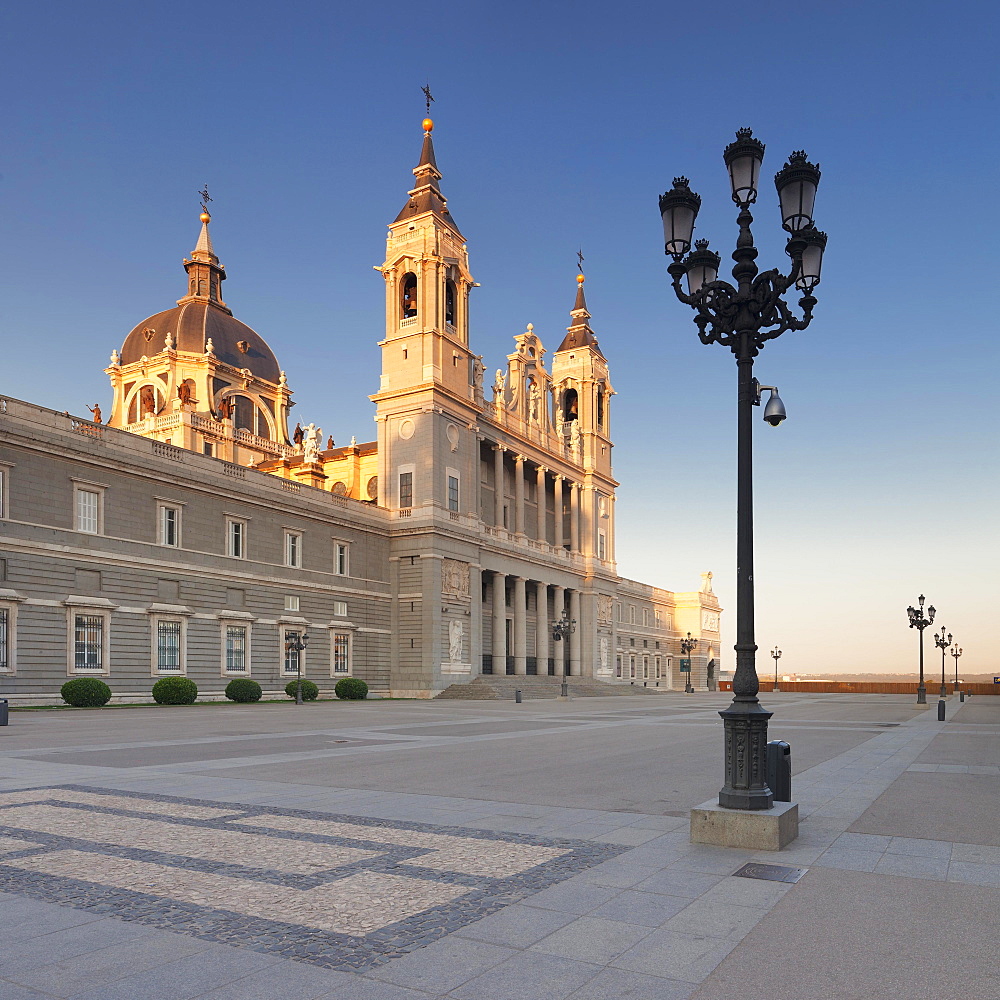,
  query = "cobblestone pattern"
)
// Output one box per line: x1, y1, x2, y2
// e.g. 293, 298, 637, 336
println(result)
0, 785, 625, 971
